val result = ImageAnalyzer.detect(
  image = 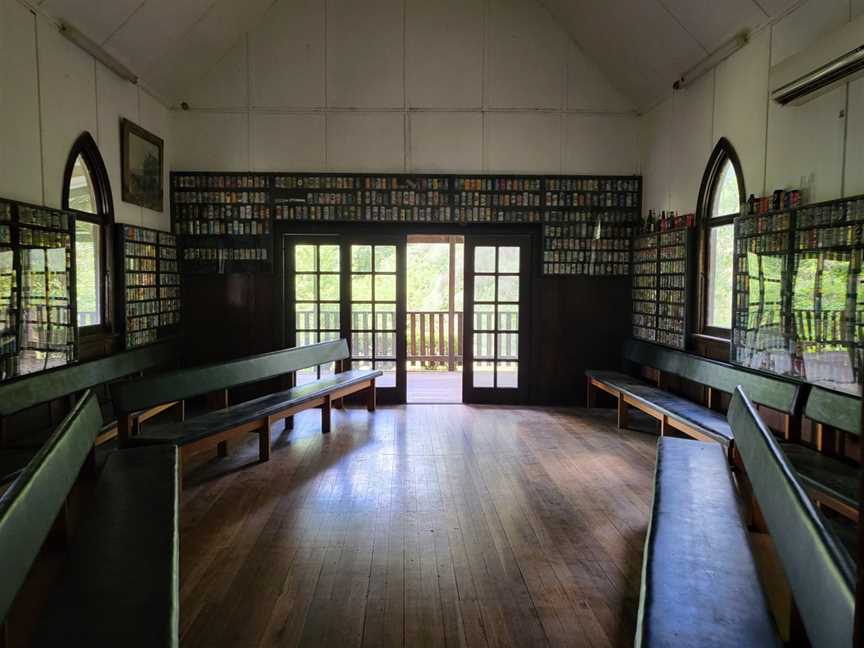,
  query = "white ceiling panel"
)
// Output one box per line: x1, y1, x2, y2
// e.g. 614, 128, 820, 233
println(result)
39, 0, 142, 44
660, 0, 767, 51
